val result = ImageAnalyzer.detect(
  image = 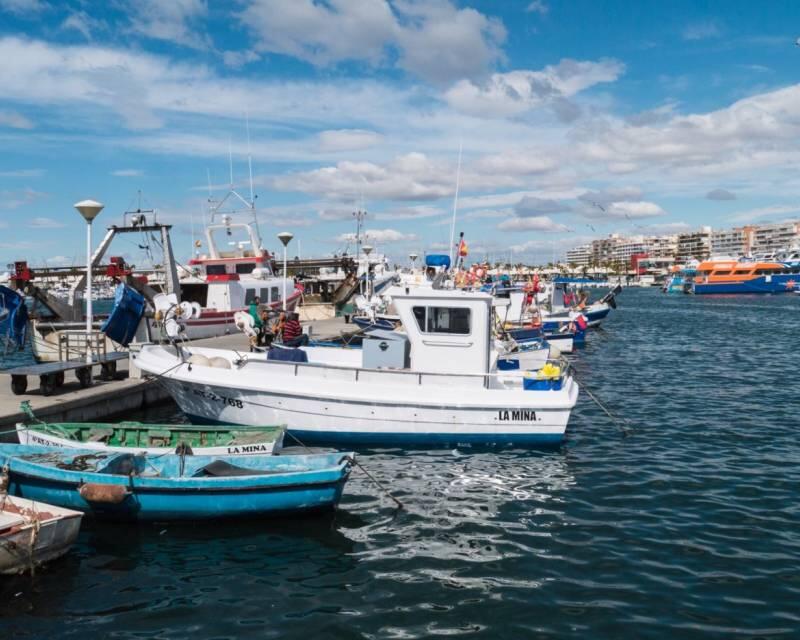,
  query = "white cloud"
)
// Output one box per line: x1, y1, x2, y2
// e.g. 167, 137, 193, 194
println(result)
126, 0, 210, 50
444, 58, 624, 118
373, 204, 445, 220
0, 0, 46, 15
0, 187, 47, 209
473, 152, 557, 176
526, 1, 548, 15
61, 10, 105, 40
682, 21, 722, 41
729, 204, 800, 223
497, 216, 568, 232
515, 196, 571, 216
603, 201, 666, 219
335, 228, 417, 243
111, 169, 144, 177
28, 217, 64, 228
0, 169, 43, 177
221, 50, 260, 68
273, 153, 455, 202
0, 110, 33, 129
318, 129, 384, 152
239, 0, 505, 84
